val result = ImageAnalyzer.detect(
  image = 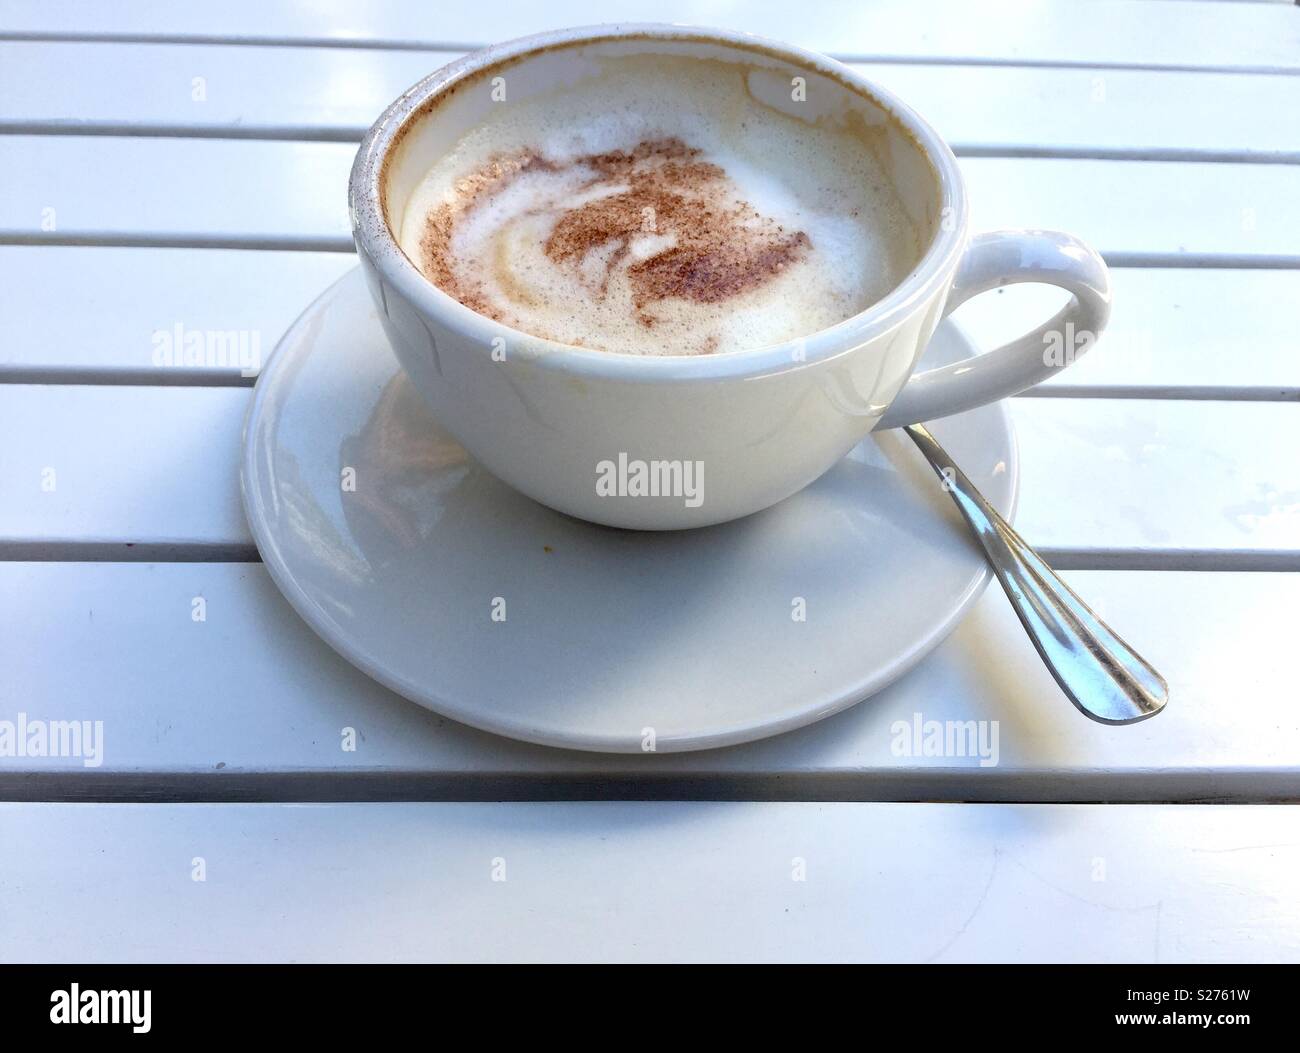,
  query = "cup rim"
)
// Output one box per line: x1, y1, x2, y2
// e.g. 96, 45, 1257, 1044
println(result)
349, 22, 969, 382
